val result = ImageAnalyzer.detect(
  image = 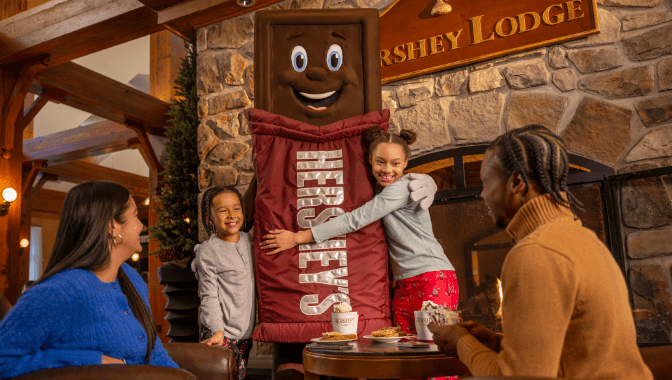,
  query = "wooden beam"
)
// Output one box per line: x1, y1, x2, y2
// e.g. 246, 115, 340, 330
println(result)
22, 119, 138, 165
137, 0, 185, 11
22, 90, 51, 130
157, 0, 285, 42
30, 172, 57, 200
30, 188, 66, 215
0, 0, 163, 67
125, 120, 164, 173
32, 62, 171, 132
42, 160, 150, 199
21, 159, 46, 200
0, 54, 50, 152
